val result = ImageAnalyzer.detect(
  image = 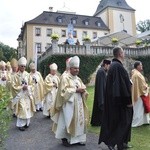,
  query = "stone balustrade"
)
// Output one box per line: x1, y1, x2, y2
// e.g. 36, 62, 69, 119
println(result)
38, 42, 150, 62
